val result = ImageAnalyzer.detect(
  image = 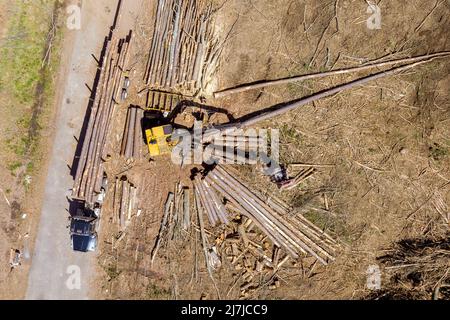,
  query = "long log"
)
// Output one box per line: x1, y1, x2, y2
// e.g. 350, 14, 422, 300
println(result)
167, 0, 182, 88
125, 107, 137, 158
213, 56, 450, 133
213, 168, 329, 263
213, 51, 450, 98
133, 108, 143, 159
120, 107, 132, 155
151, 192, 174, 265
145, 0, 164, 82
205, 172, 300, 257
182, 188, 190, 231
72, 39, 114, 197
194, 185, 215, 279
203, 179, 228, 224
215, 166, 335, 261
194, 177, 219, 226
112, 177, 119, 225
